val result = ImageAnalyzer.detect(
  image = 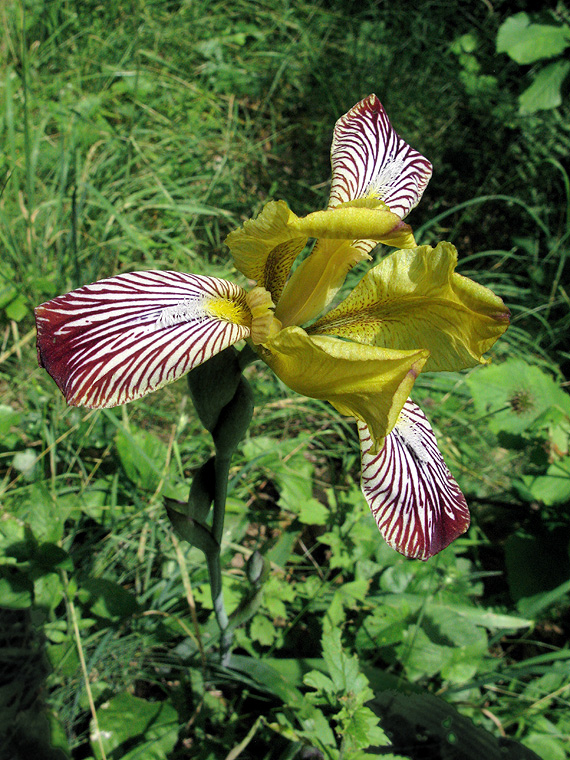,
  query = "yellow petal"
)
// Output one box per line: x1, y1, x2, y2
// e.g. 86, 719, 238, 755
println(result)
275, 238, 370, 327
261, 326, 428, 449
276, 202, 416, 326
291, 204, 402, 241
225, 200, 307, 303
309, 242, 510, 372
